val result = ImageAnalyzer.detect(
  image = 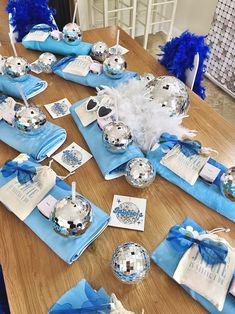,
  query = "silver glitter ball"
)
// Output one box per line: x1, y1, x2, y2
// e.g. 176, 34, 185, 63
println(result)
63, 23, 82, 44
4, 56, 30, 79
14, 105, 46, 133
38, 52, 57, 73
102, 121, 133, 153
103, 54, 127, 79
91, 41, 109, 62
125, 158, 155, 188
111, 242, 150, 284
51, 194, 92, 237
0, 55, 7, 75
147, 76, 189, 116
220, 167, 235, 202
